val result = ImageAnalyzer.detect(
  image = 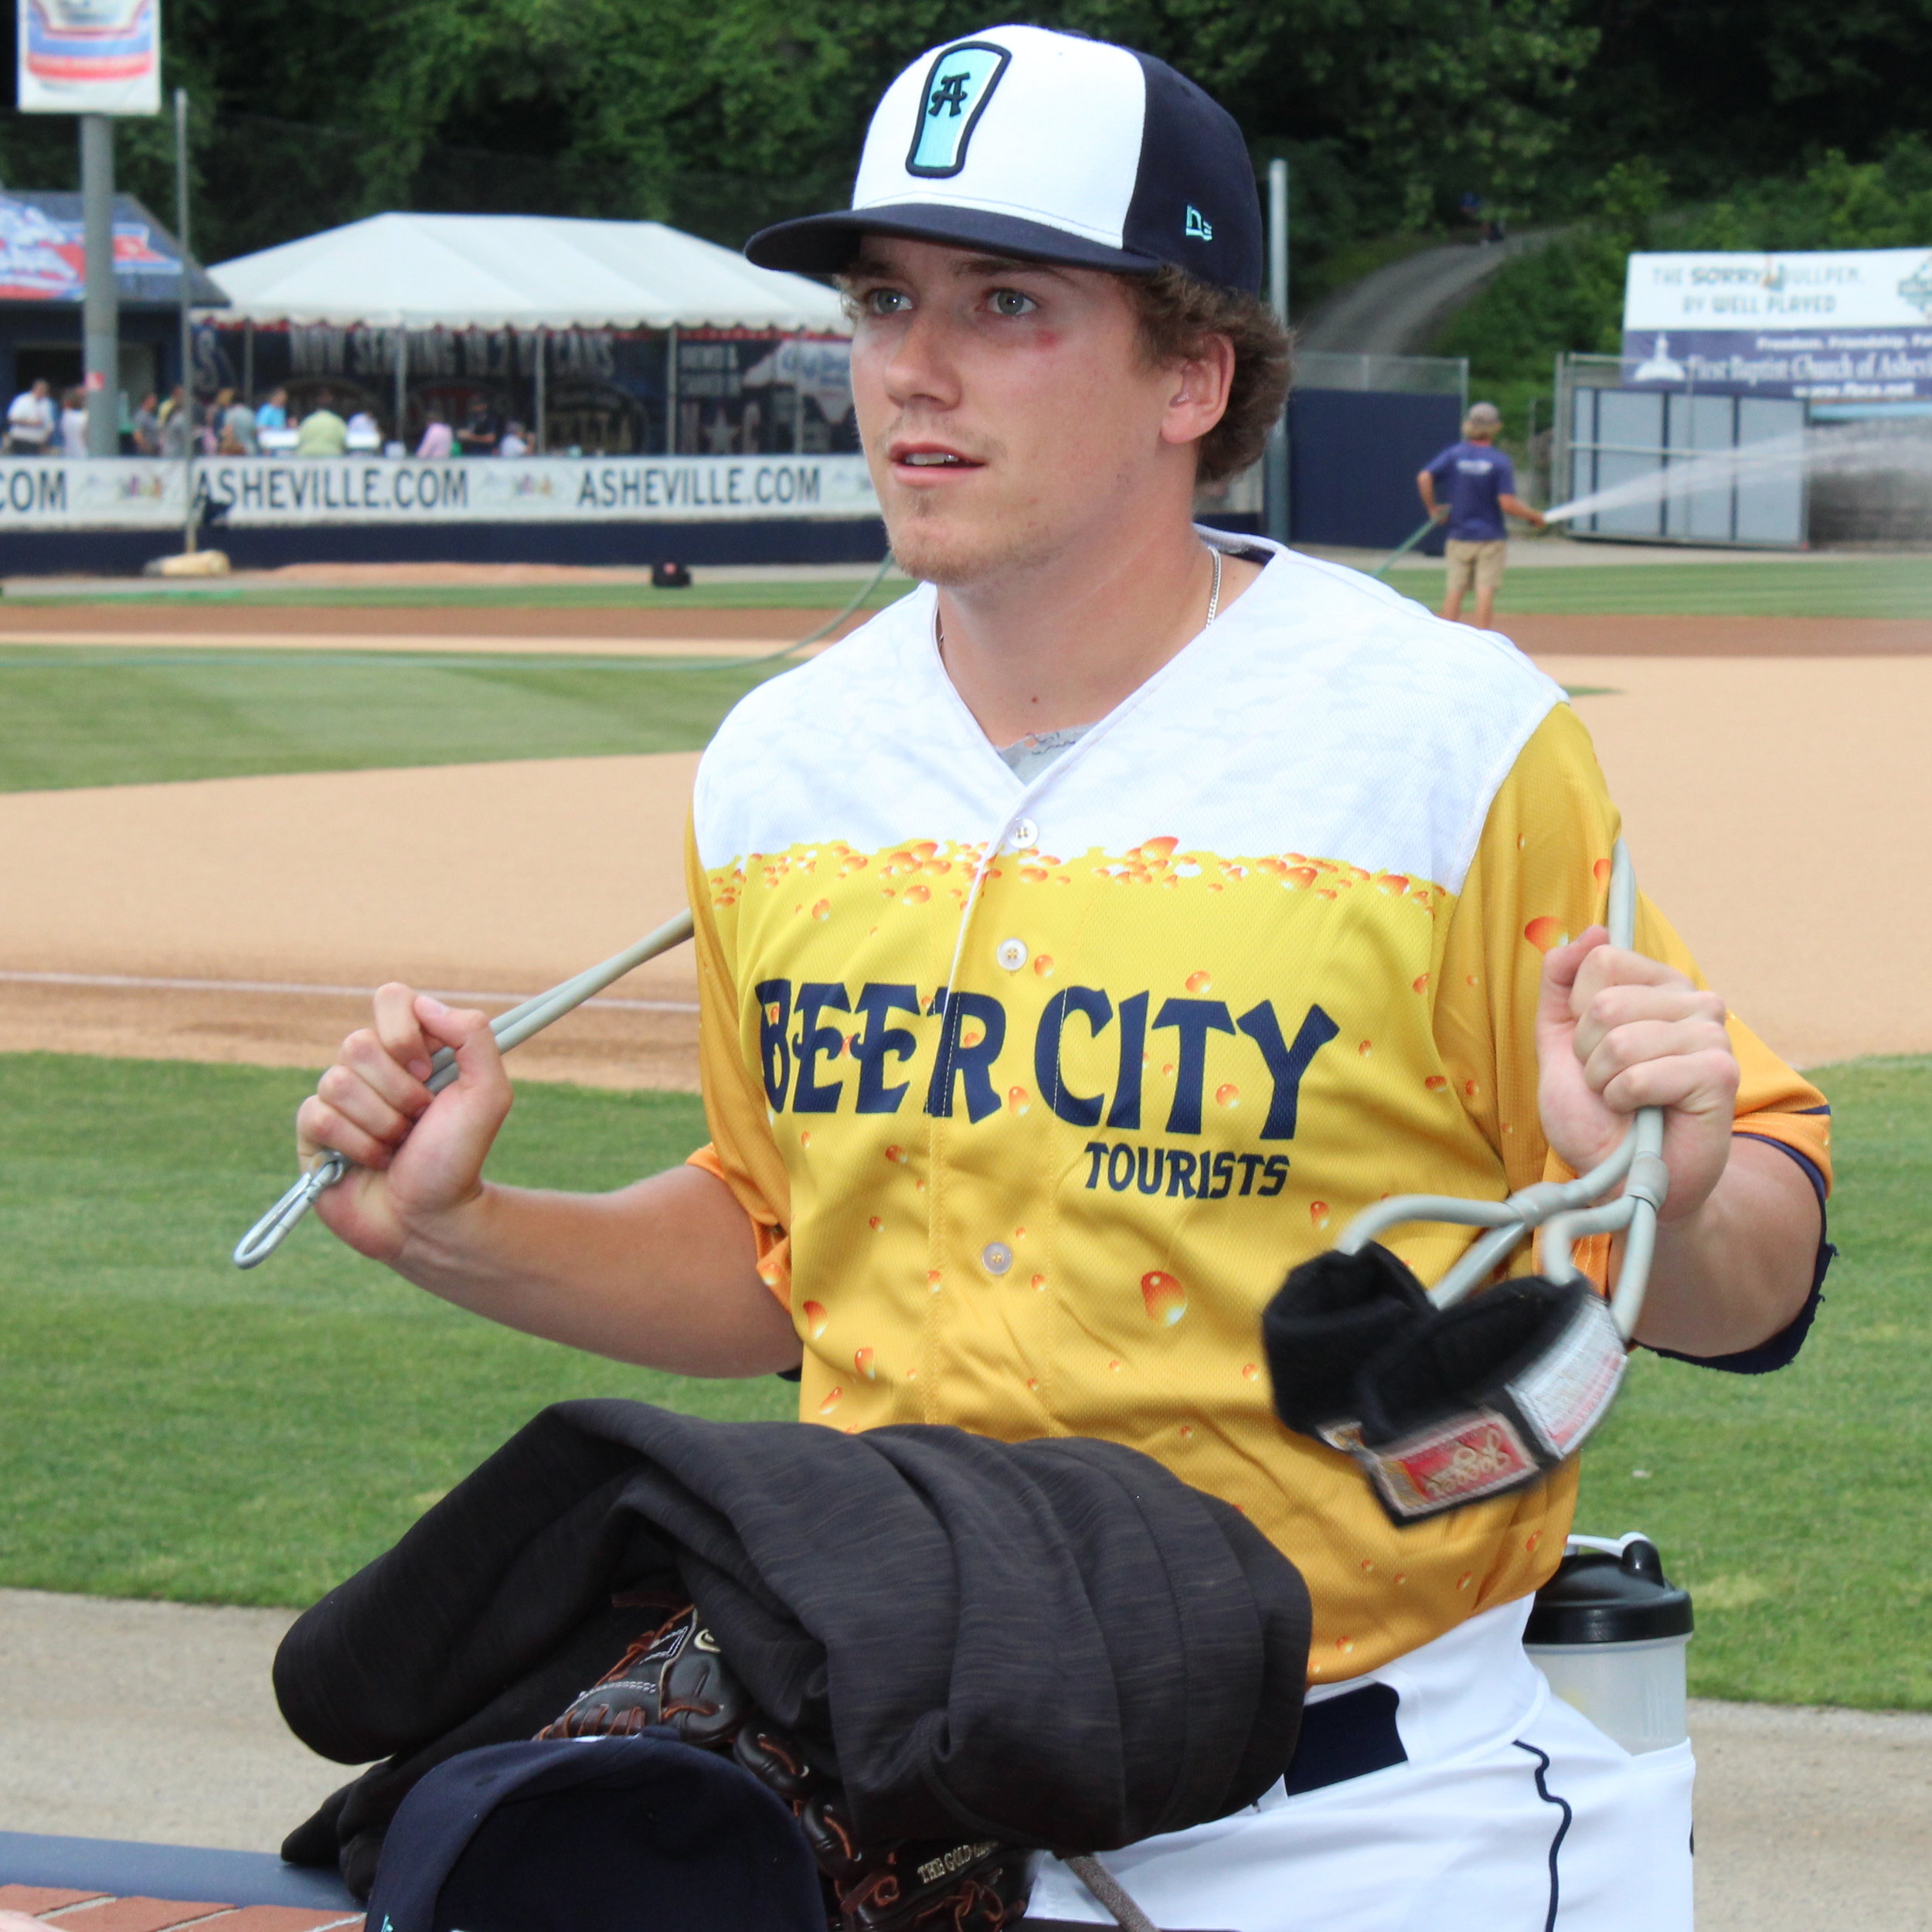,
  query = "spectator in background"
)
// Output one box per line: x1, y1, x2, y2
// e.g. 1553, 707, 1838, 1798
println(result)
59, 386, 88, 457
497, 420, 530, 457
294, 389, 349, 457
454, 396, 498, 456
219, 389, 259, 455
1416, 400, 1546, 631
256, 387, 289, 434
131, 391, 162, 454
158, 384, 195, 461
416, 410, 454, 459
5, 377, 56, 454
